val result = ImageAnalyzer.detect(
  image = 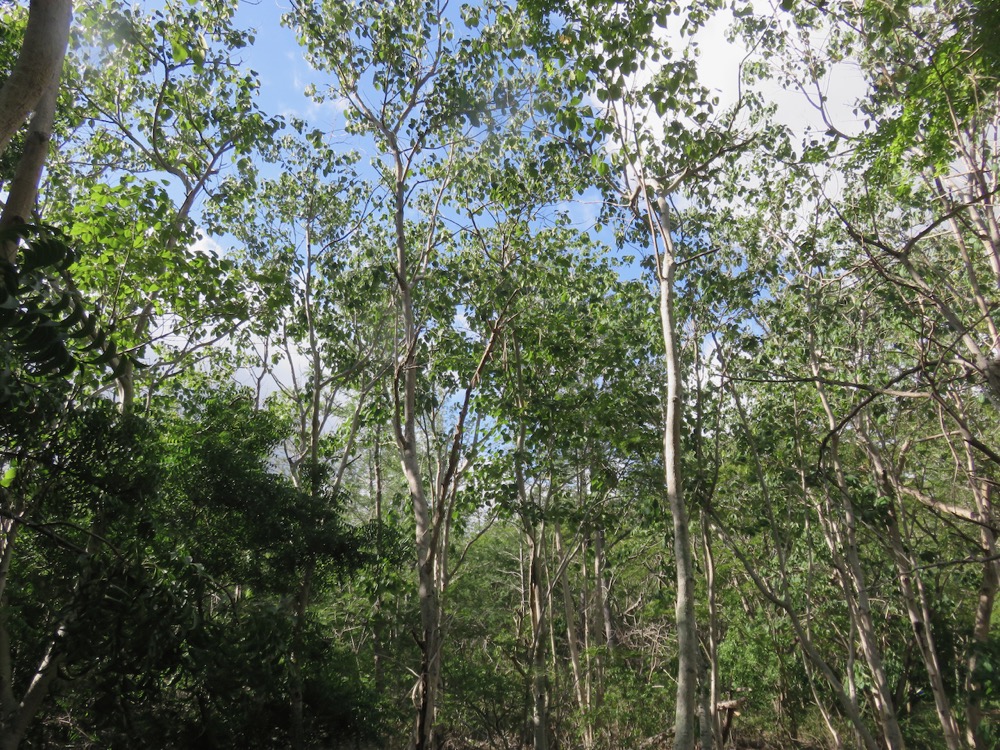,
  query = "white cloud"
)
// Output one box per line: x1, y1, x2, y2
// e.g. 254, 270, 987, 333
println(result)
638, 2, 868, 141
189, 234, 224, 257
